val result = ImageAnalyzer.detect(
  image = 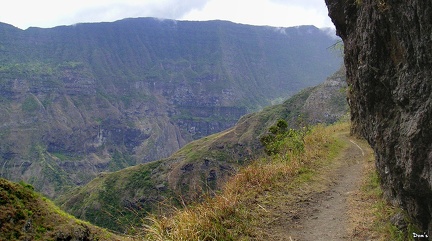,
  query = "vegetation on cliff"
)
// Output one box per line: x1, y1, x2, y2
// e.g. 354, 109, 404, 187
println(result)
0, 178, 124, 241
58, 67, 348, 233
144, 123, 345, 240
144, 121, 421, 240
0, 19, 341, 198
326, 0, 432, 234
1, 122, 418, 240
